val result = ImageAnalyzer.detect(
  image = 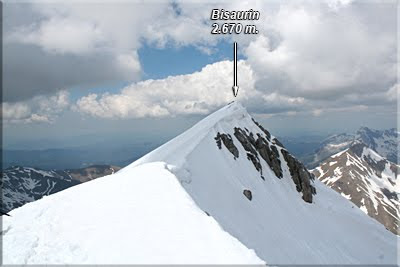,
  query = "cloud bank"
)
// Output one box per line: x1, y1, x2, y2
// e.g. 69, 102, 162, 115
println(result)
74, 60, 255, 118
3, 0, 397, 123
